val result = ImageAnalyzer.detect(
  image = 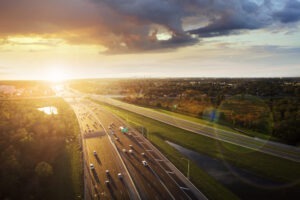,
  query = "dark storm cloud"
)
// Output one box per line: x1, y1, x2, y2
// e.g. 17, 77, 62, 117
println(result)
273, 0, 300, 23
187, 0, 273, 37
0, 0, 300, 53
